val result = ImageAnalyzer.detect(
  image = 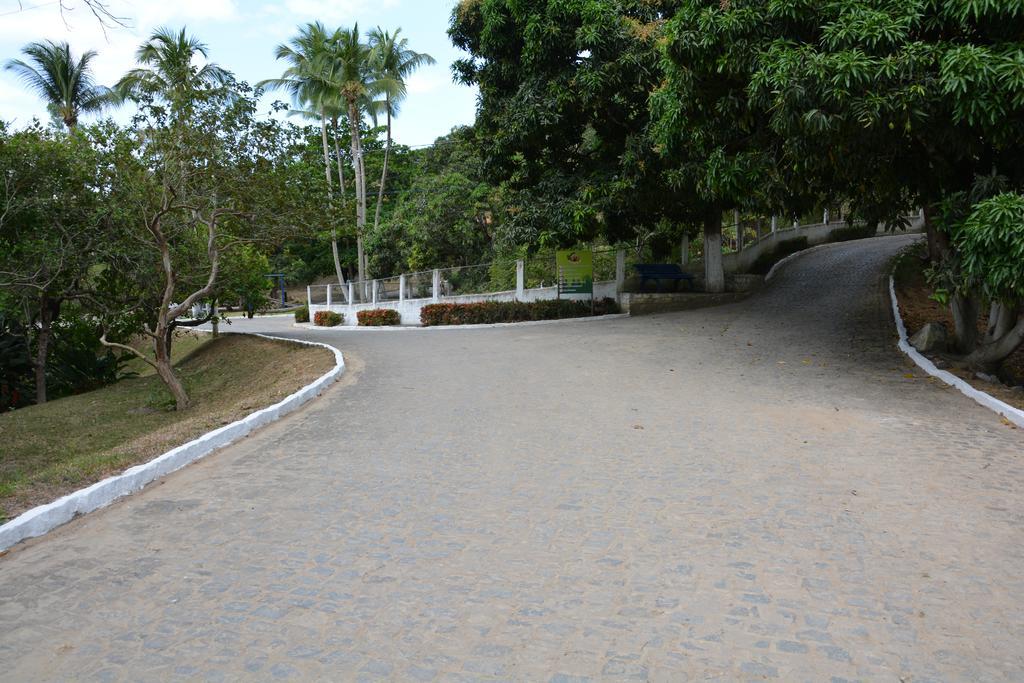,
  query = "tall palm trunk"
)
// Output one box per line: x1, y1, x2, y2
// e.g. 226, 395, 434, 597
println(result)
320, 109, 347, 300
372, 100, 392, 238
347, 99, 367, 285
332, 119, 346, 203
